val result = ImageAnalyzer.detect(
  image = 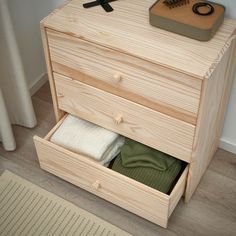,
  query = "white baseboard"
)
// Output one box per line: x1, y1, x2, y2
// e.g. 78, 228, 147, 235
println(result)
219, 138, 236, 155
29, 73, 48, 96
